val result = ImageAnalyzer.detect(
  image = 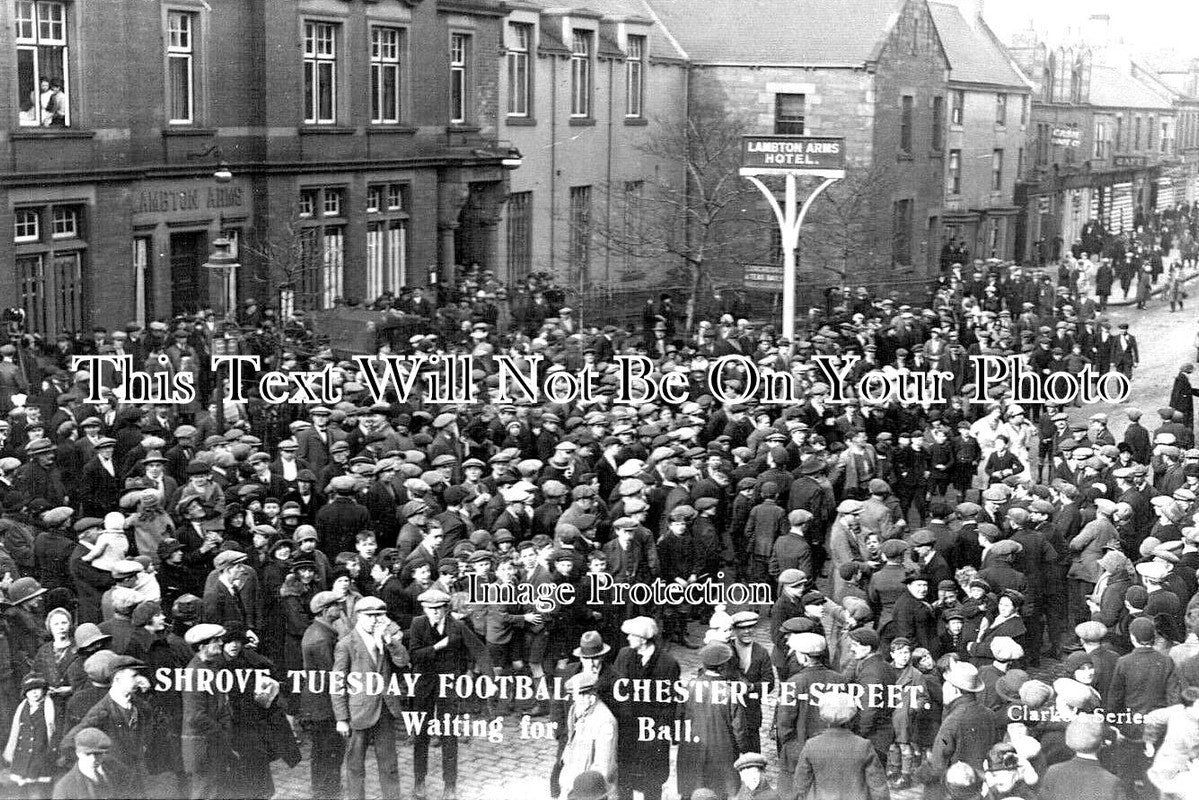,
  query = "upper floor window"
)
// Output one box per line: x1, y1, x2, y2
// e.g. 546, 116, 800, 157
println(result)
16, 1, 70, 127
932, 95, 944, 151
1094, 122, 1107, 159
370, 27, 402, 124
995, 93, 1007, 126
900, 95, 913, 152
947, 150, 961, 194
14, 209, 40, 243
774, 94, 805, 135
625, 35, 645, 118
450, 33, 471, 124
507, 23, 531, 117
950, 89, 964, 126
167, 11, 196, 124
570, 30, 591, 118
303, 21, 337, 124
991, 148, 1004, 190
